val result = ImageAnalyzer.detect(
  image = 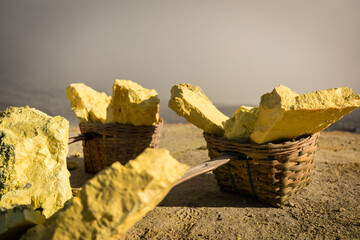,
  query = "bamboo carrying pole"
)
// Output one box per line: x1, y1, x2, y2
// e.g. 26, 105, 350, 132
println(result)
174, 155, 237, 186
